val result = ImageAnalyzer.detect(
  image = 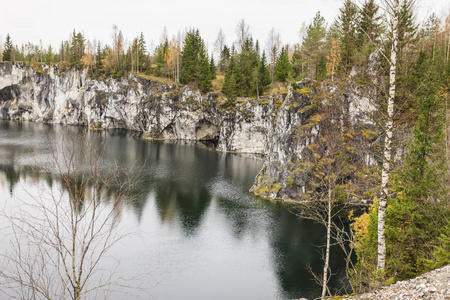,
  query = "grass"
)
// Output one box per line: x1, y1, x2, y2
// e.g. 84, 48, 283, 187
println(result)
212, 74, 224, 93
135, 73, 180, 85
